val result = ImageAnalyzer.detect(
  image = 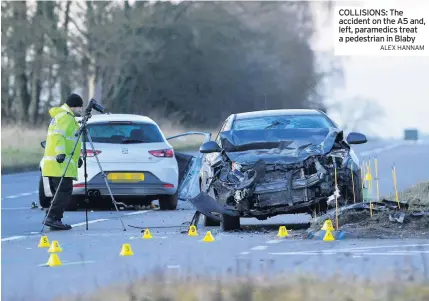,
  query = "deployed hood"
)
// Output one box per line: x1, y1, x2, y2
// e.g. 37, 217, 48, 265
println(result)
49, 104, 74, 118
219, 128, 343, 165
